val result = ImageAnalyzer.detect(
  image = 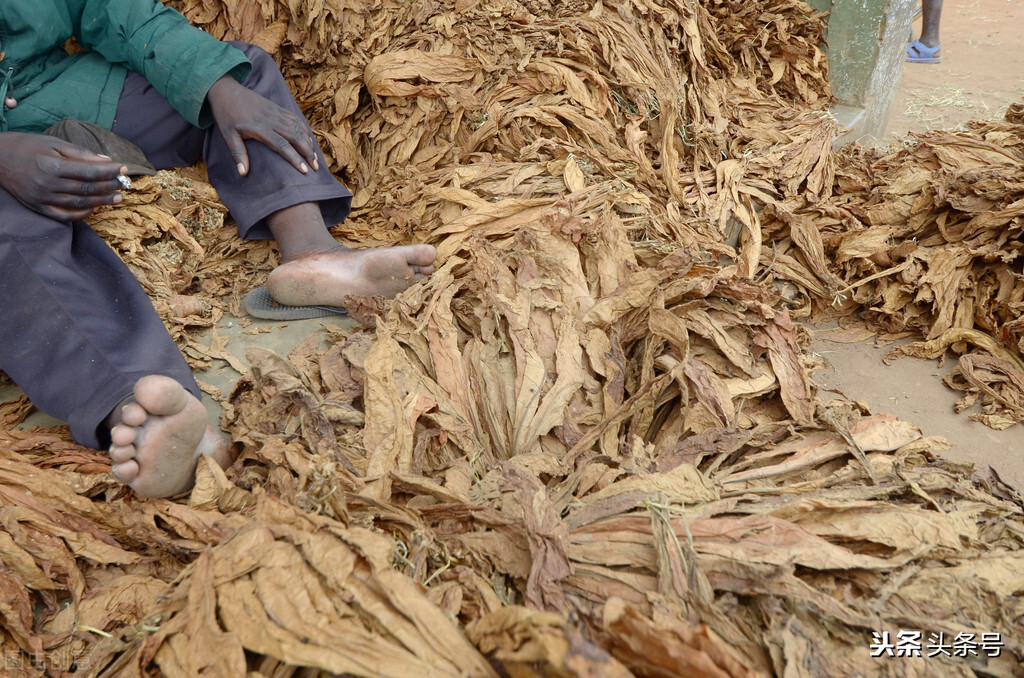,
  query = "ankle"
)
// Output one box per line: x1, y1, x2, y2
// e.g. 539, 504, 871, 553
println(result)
278, 242, 350, 264
265, 203, 340, 261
